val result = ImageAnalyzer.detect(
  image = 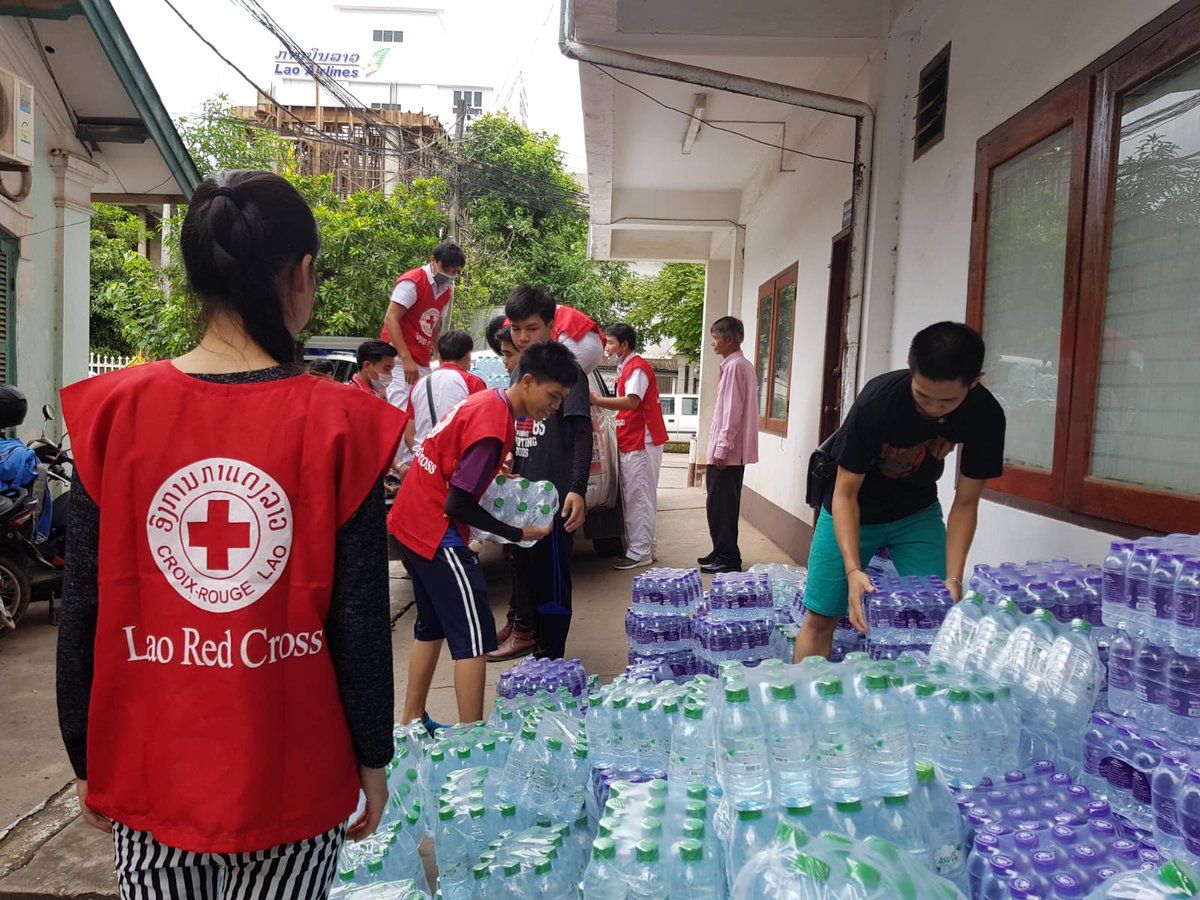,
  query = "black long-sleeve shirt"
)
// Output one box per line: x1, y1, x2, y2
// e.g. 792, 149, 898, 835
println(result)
56, 367, 395, 779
